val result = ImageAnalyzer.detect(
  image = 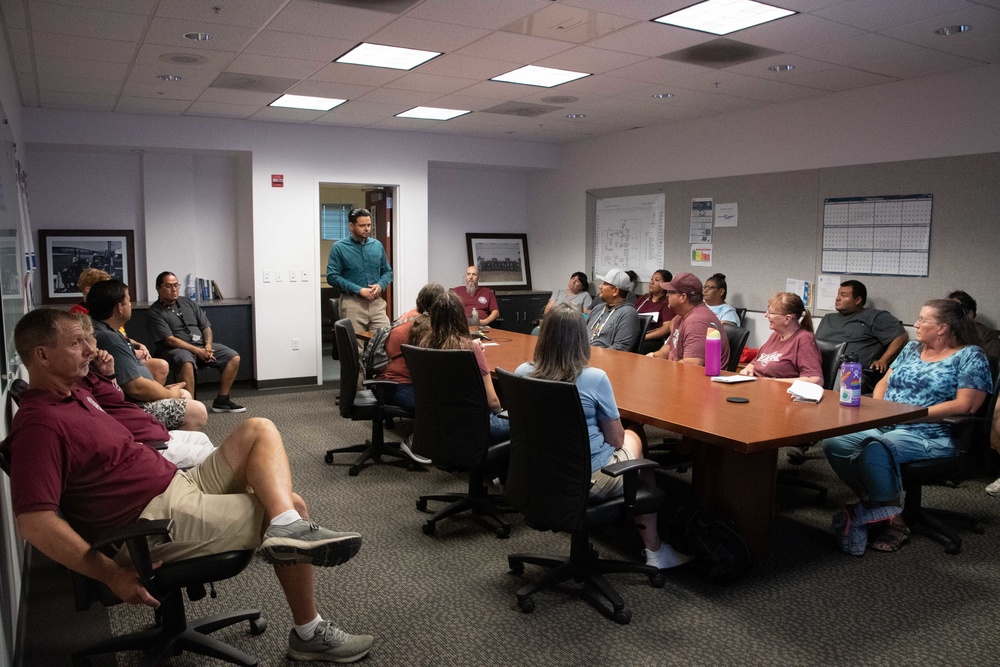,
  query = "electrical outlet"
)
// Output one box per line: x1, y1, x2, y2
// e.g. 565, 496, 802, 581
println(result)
275, 270, 285, 282
289, 270, 298, 282
301, 270, 309, 282
291, 338, 299, 350
263, 270, 271, 283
